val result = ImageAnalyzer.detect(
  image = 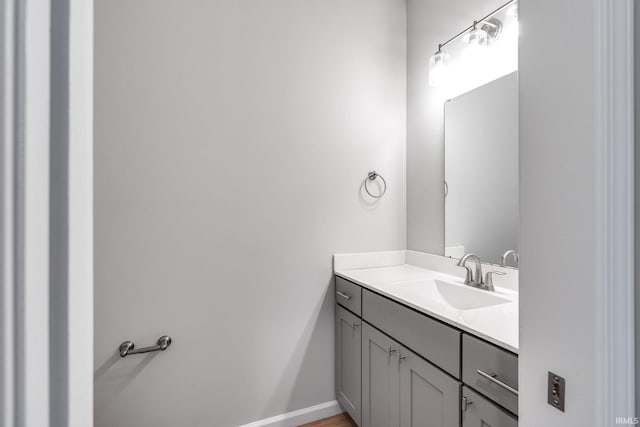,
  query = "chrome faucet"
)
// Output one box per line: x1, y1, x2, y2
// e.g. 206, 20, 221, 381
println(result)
457, 254, 483, 287
500, 250, 519, 268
